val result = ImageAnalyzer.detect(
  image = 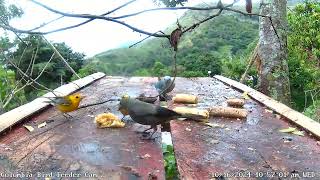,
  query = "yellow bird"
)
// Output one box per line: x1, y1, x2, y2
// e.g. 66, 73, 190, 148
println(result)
119, 95, 129, 120
45, 92, 85, 118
